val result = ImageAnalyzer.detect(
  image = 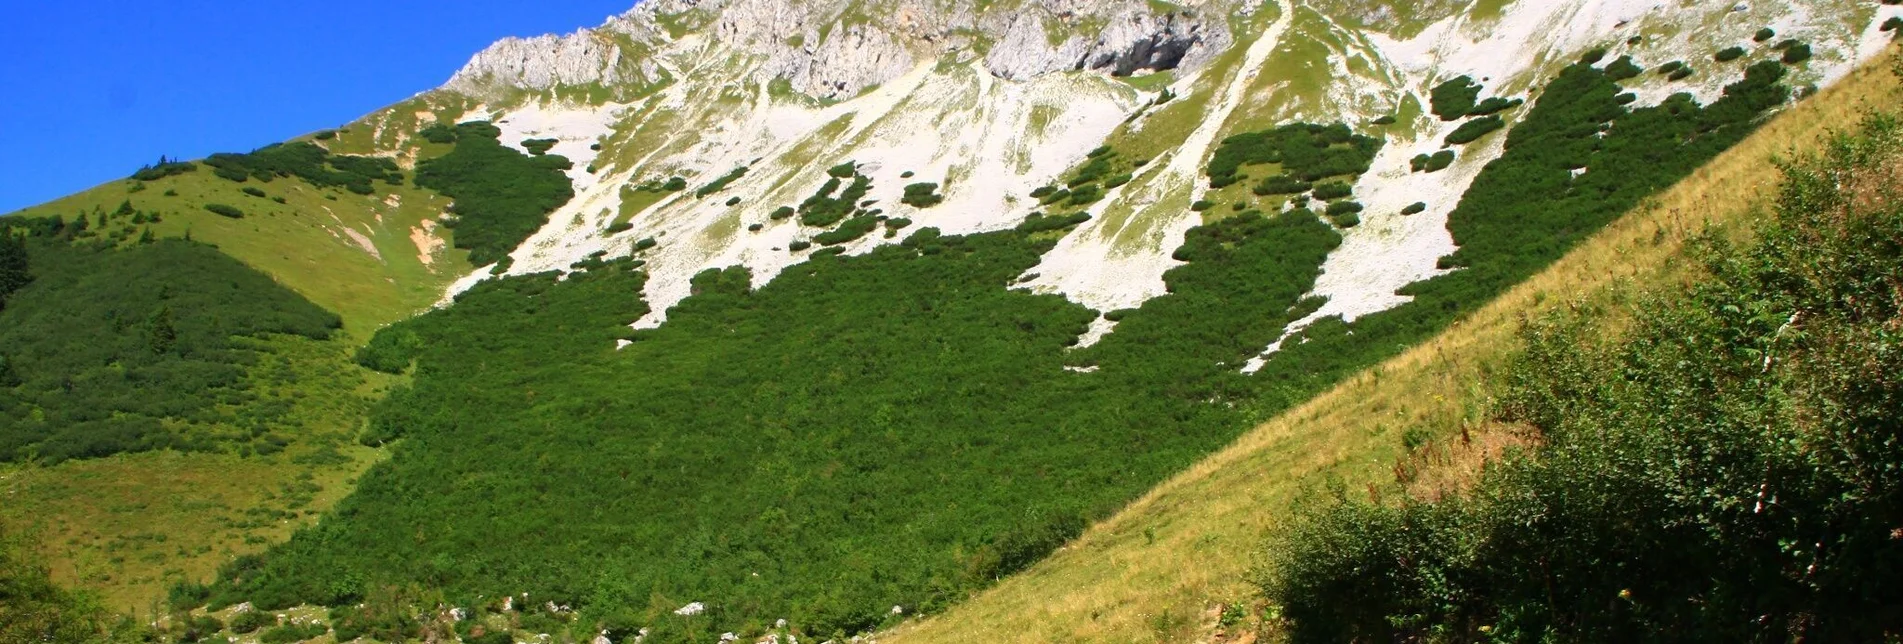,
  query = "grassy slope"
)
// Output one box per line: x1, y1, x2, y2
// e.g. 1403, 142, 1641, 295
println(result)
0, 131, 462, 613
885, 48, 1903, 644
0, 335, 391, 615
5, 162, 468, 338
